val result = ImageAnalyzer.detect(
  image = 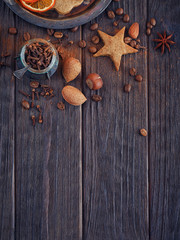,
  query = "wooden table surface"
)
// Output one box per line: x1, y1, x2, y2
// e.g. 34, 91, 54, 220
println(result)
0, 0, 180, 239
